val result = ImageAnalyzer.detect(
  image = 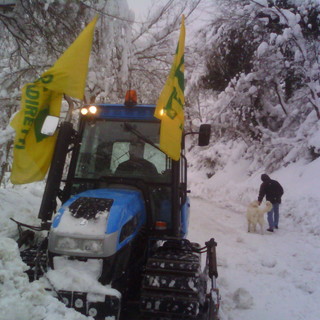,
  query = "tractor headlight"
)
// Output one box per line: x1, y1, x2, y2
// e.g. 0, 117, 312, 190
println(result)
82, 239, 103, 253
54, 236, 104, 255
56, 237, 79, 250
